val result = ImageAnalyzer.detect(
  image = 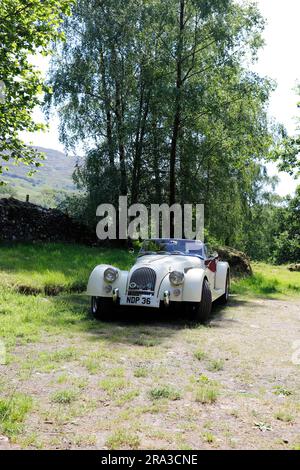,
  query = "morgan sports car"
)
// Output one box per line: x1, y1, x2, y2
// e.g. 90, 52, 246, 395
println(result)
87, 239, 230, 323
